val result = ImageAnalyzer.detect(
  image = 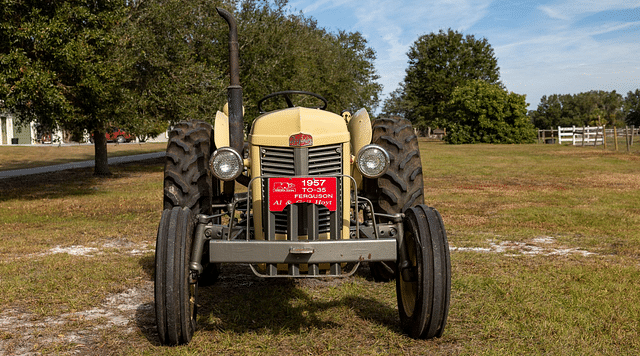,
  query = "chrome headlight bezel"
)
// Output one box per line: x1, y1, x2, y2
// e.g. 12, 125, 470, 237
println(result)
356, 144, 390, 179
209, 147, 243, 181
